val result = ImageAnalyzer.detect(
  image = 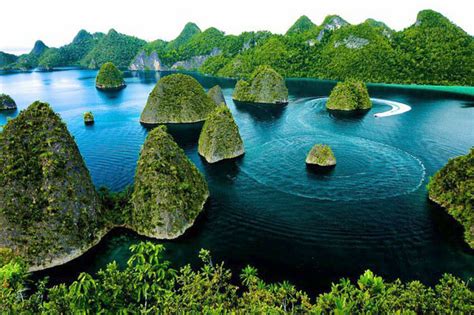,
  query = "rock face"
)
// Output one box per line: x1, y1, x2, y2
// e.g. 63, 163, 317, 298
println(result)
95, 62, 126, 90
171, 48, 221, 71
306, 144, 336, 166
129, 50, 164, 71
334, 35, 370, 49
326, 80, 372, 111
84, 111, 94, 125
207, 85, 226, 106
198, 105, 244, 163
130, 125, 209, 238
140, 74, 216, 124
316, 15, 349, 42
0, 94, 17, 110
428, 148, 473, 249
0, 101, 102, 269
232, 65, 288, 104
